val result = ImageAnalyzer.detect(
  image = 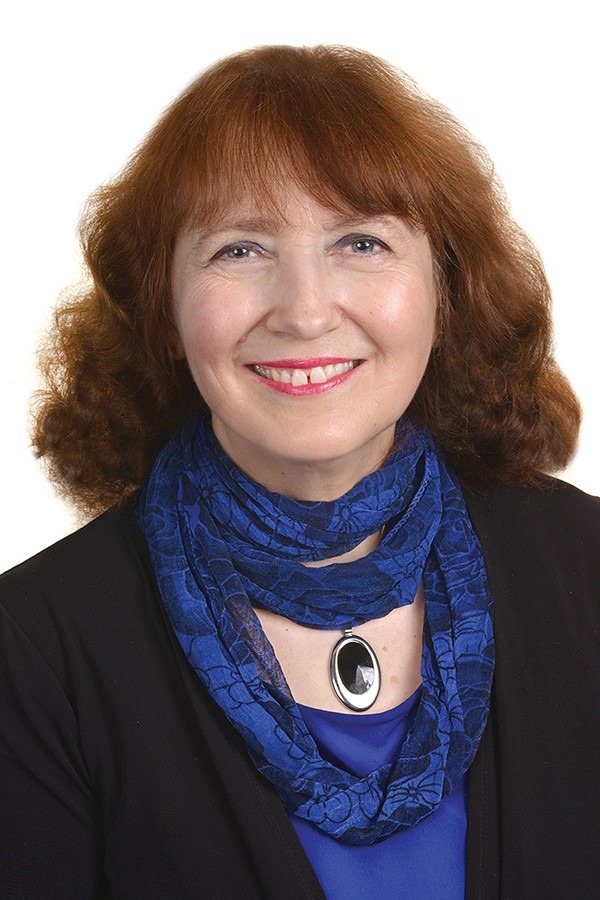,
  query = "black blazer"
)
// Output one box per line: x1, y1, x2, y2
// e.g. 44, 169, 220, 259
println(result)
1, 479, 599, 899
